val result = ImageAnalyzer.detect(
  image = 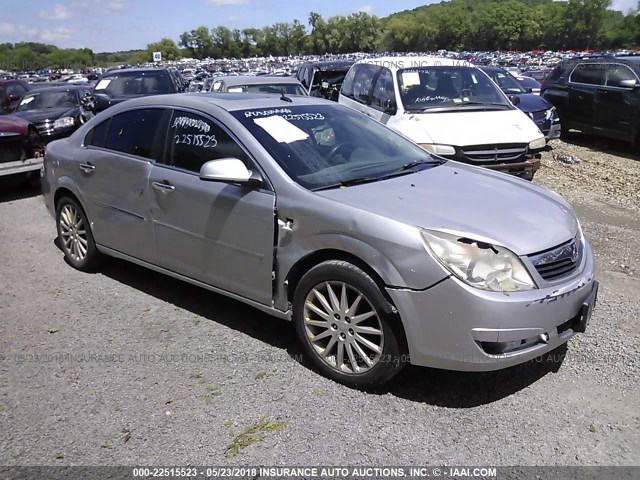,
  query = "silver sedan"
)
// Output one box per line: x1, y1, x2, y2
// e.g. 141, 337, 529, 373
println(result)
41, 93, 598, 386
